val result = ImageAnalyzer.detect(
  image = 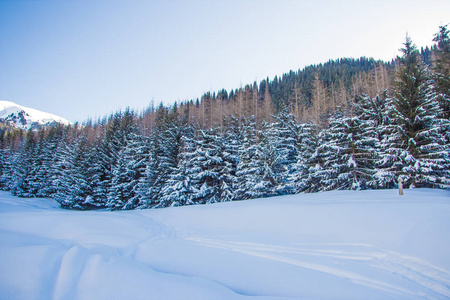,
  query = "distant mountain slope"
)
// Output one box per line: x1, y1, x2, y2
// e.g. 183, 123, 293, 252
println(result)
0, 100, 71, 130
